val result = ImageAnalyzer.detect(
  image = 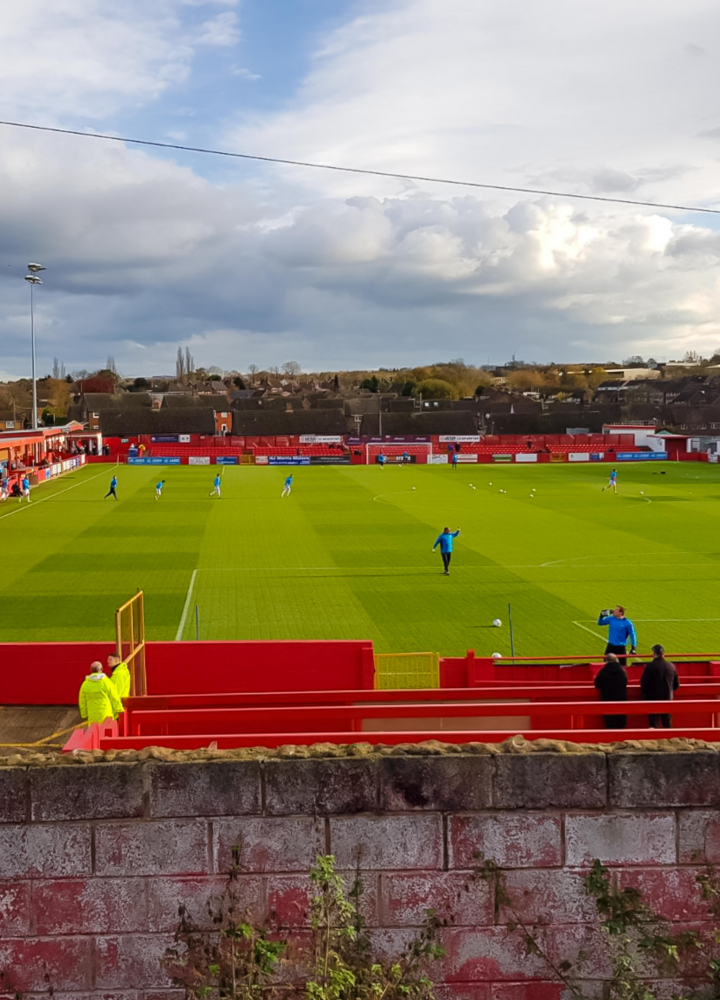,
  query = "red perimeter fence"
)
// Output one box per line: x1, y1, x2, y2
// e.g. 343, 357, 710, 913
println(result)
1, 640, 717, 750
